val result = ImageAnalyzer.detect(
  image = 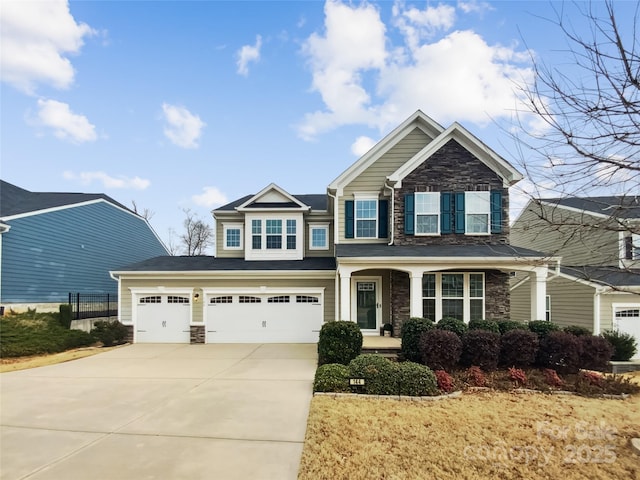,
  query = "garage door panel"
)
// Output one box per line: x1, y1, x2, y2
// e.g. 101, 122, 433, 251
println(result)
136, 295, 191, 343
